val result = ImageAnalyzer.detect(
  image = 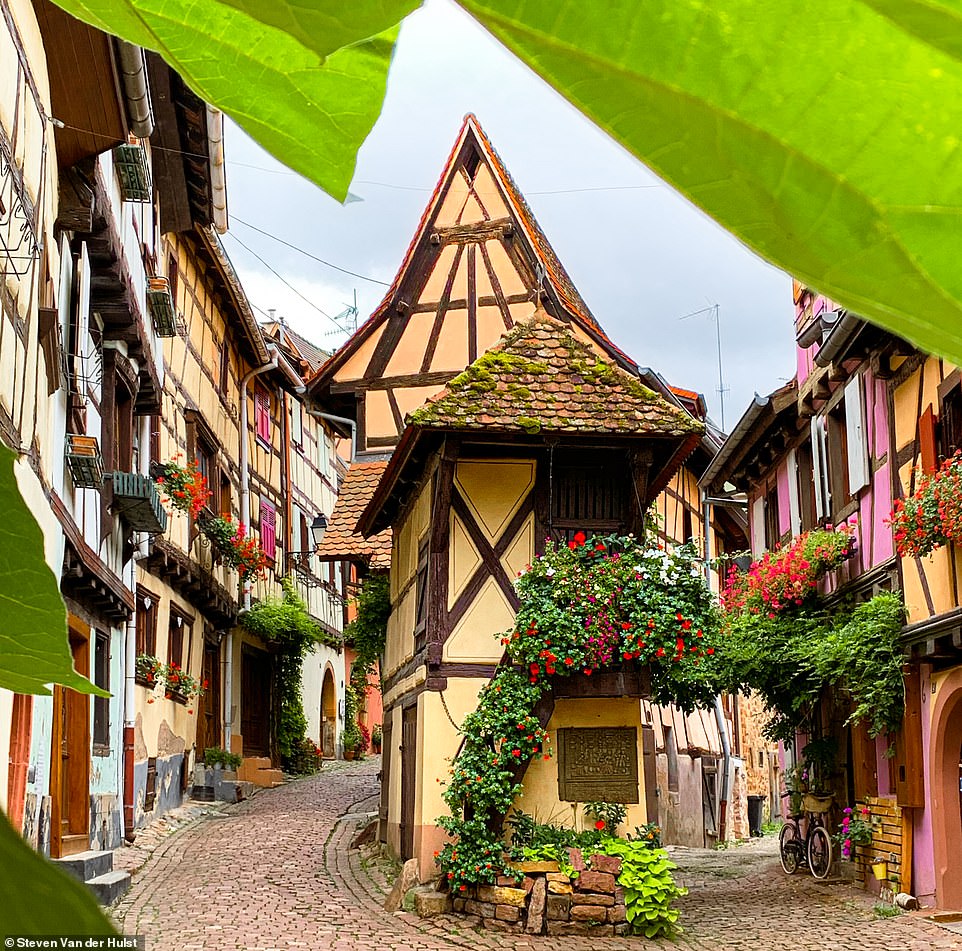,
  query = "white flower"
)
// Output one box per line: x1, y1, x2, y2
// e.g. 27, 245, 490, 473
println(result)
545, 567, 555, 577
